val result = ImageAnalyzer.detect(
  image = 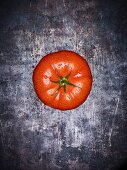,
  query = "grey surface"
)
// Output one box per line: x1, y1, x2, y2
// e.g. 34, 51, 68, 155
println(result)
0, 0, 127, 170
